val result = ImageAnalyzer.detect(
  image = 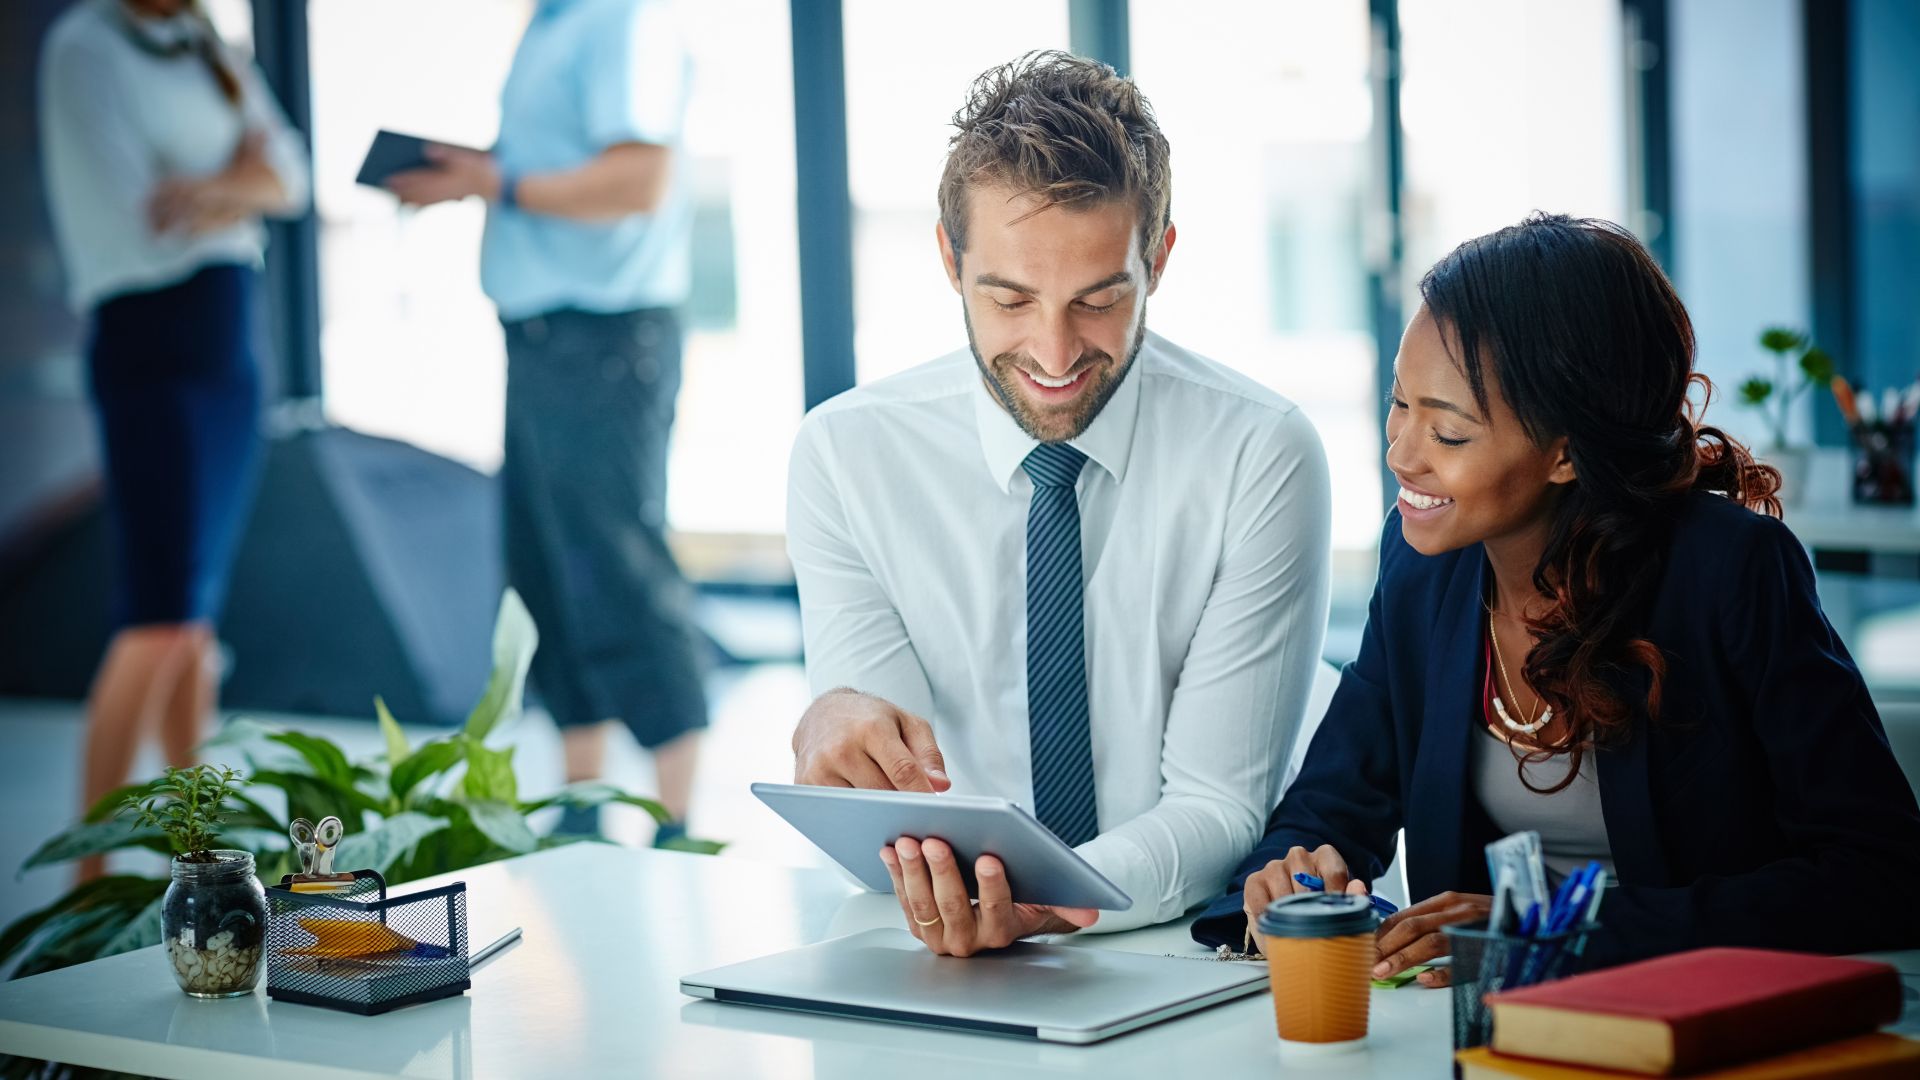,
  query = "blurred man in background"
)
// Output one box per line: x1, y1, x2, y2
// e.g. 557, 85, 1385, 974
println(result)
386, 0, 706, 844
